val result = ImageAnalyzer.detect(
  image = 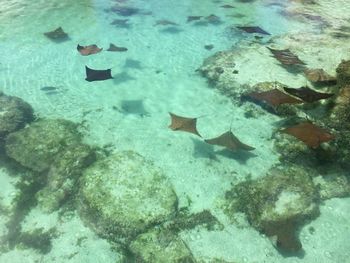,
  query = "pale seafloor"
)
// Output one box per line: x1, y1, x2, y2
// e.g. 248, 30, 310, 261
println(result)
0, 0, 350, 262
